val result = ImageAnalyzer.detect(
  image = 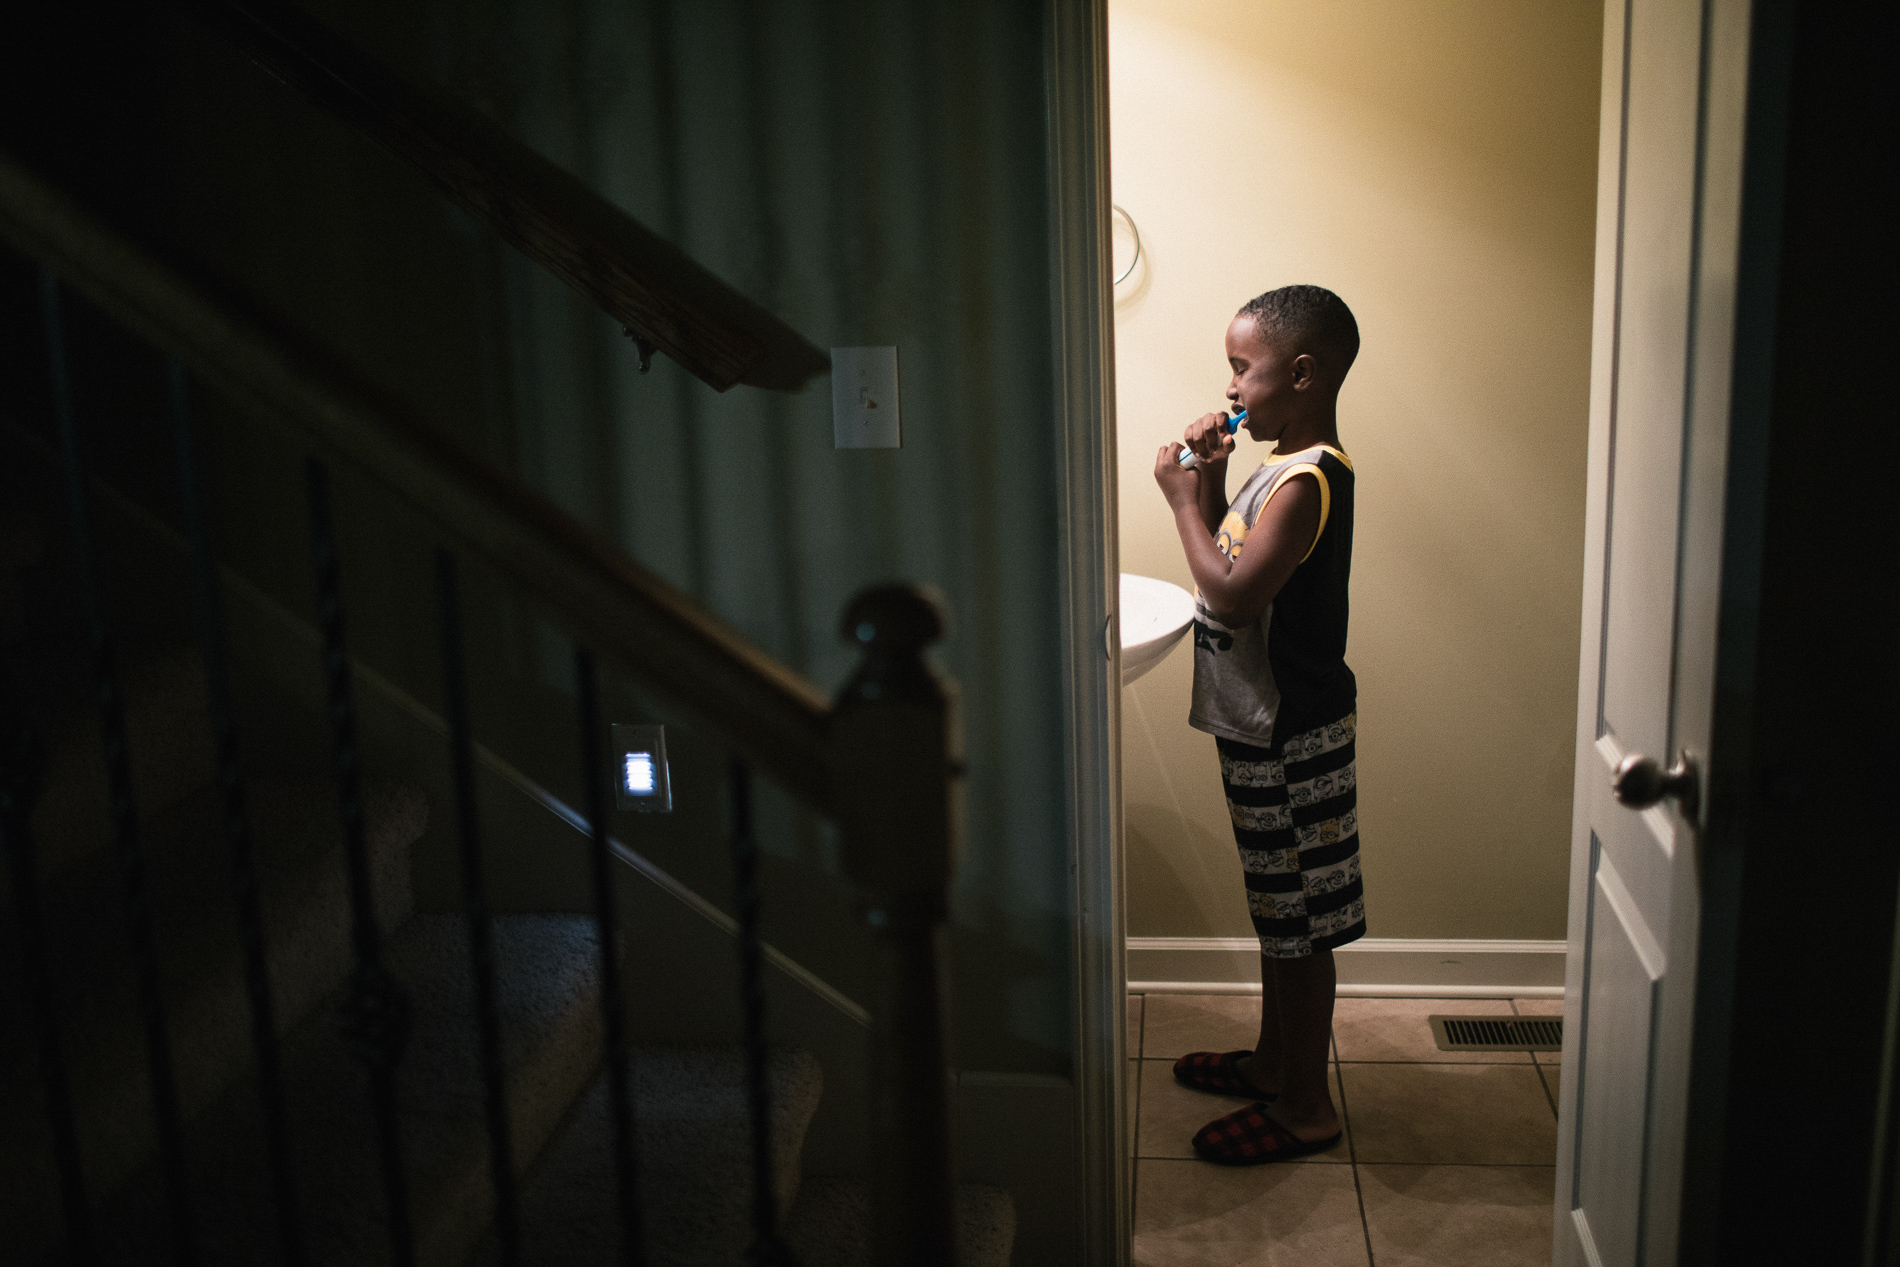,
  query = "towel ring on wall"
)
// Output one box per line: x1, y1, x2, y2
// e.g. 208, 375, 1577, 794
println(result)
1112, 203, 1143, 286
